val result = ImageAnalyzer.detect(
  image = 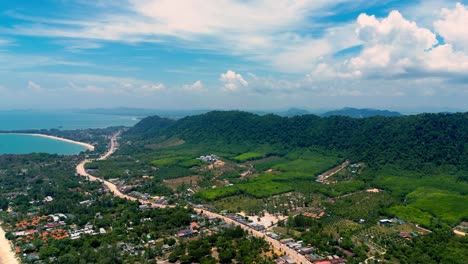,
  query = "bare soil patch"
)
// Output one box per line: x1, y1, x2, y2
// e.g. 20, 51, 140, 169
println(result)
164, 175, 203, 190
